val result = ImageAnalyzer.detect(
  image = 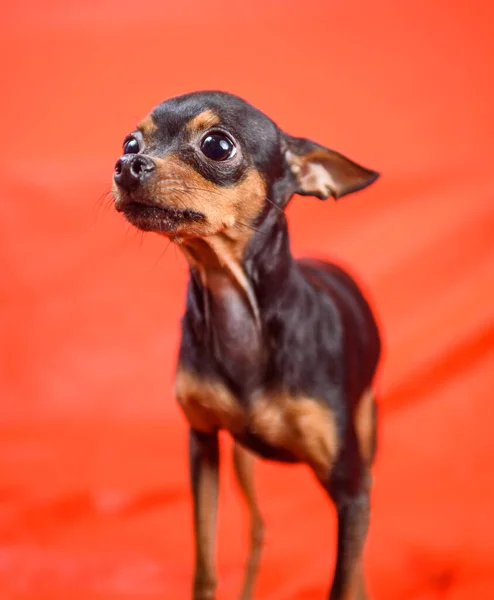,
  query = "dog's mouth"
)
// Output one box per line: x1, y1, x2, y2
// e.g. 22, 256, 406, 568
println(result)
119, 197, 205, 234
